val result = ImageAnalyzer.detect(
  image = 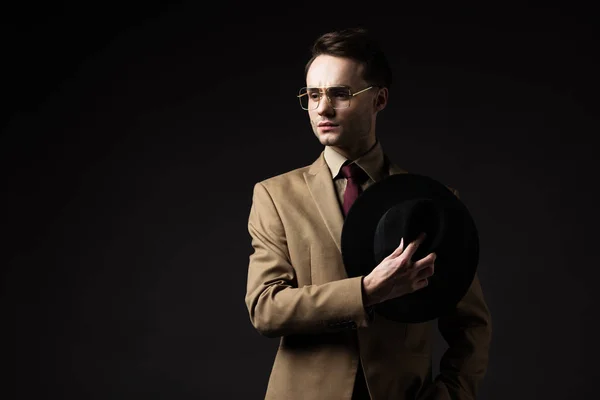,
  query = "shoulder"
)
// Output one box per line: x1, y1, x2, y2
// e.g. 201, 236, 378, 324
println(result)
447, 185, 460, 198
252, 164, 313, 199
390, 162, 460, 199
